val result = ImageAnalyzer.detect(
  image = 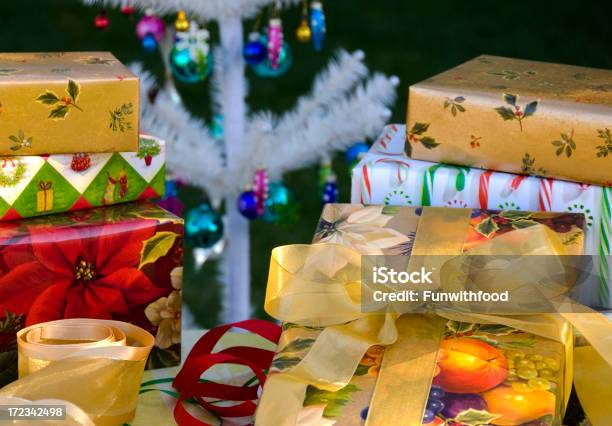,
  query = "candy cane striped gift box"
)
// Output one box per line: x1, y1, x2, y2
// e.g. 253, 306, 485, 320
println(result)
351, 124, 612, 308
